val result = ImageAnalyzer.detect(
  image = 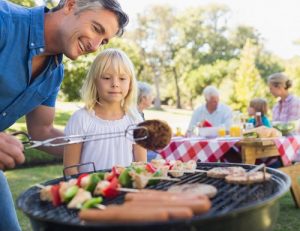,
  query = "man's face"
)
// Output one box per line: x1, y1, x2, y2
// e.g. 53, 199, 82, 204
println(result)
59, 7, 119, 60
206, 95, 219, 110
